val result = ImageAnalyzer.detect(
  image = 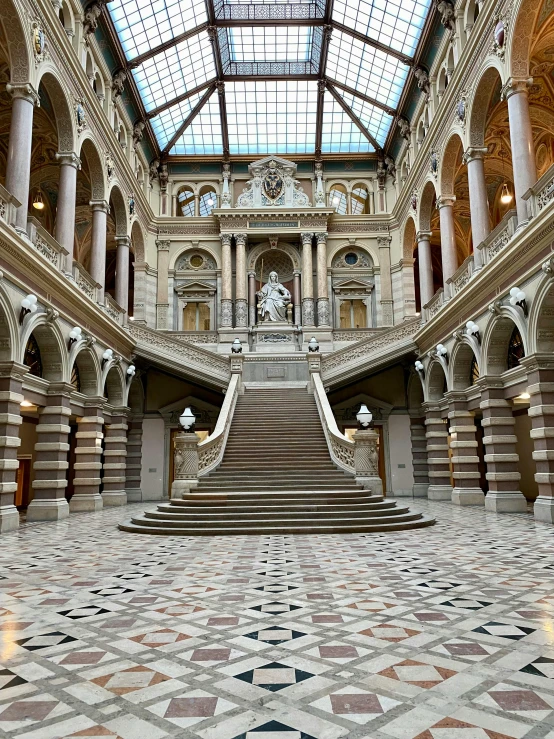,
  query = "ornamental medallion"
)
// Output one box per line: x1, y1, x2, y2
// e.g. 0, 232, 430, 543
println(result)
263, 165, 283, 201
